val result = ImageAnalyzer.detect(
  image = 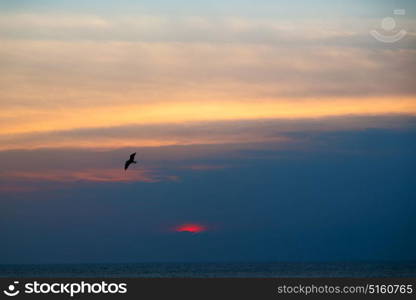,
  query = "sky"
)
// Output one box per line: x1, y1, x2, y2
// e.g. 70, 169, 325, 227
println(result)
1, 0, 415, 264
